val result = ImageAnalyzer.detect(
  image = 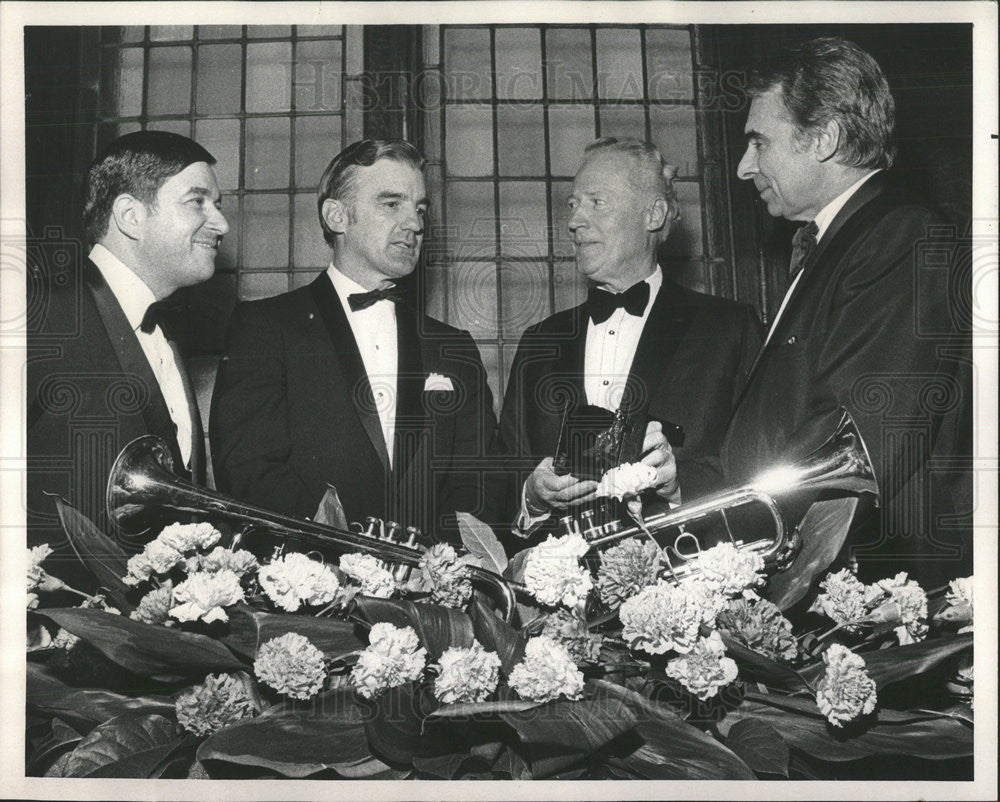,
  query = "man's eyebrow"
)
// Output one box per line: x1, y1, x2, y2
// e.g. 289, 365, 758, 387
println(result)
745, 129, 765, 142
182, 186, 218, 199
375, 190, 431, 208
